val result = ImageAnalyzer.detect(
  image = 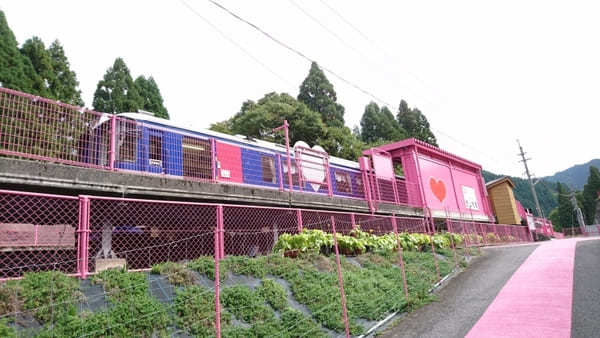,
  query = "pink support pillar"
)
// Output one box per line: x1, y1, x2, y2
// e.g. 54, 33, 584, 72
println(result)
331, 216, 351, 338
214, 226, 221, 338
109, 115, 117, 170
277, 154, 283, 192
273, 120, 293, 192
391, 216, 409, 301
217, 205, 225, 259
77, 196, 90, 279
210, 138, 217, 182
